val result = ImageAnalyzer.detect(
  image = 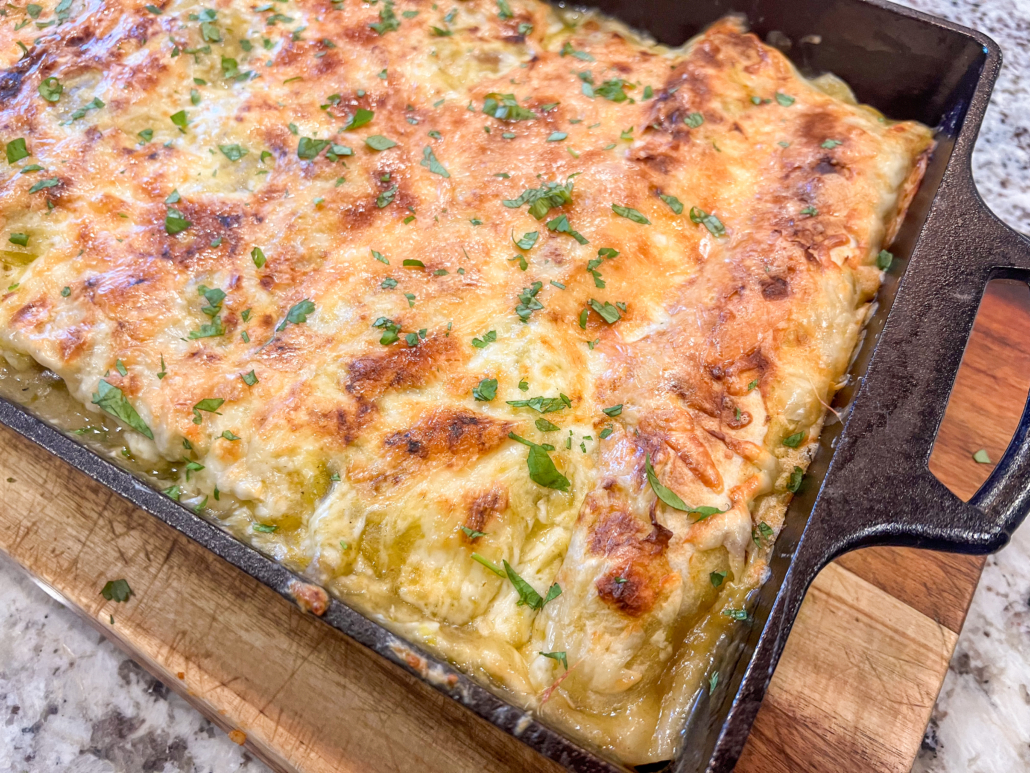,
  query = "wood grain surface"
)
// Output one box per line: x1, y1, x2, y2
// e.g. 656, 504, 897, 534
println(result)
1, 280, 1028, 773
